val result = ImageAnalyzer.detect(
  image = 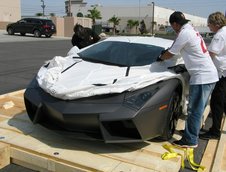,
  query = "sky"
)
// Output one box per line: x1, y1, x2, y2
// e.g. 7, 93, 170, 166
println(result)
21, 0, 226, 18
